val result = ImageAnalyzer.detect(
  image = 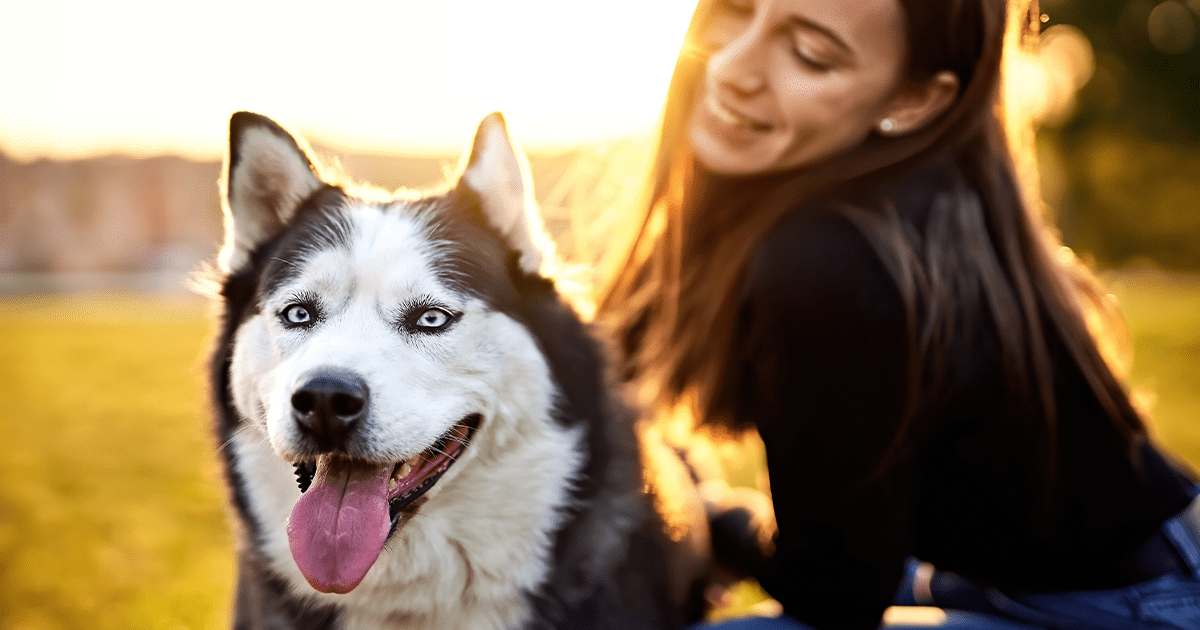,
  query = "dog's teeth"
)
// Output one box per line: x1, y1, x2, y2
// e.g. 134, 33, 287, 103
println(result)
389, 476, 397, 492
395, 462, 413, 481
